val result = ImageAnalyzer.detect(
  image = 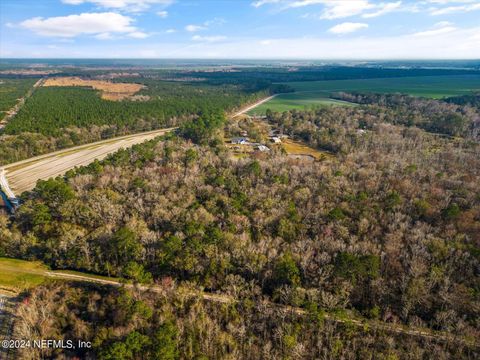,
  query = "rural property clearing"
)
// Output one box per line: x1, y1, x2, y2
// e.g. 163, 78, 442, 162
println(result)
42, 76, 145, 100
249, 75, 480, 115
248, 93, 353, 115
2, 128, 175, 195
